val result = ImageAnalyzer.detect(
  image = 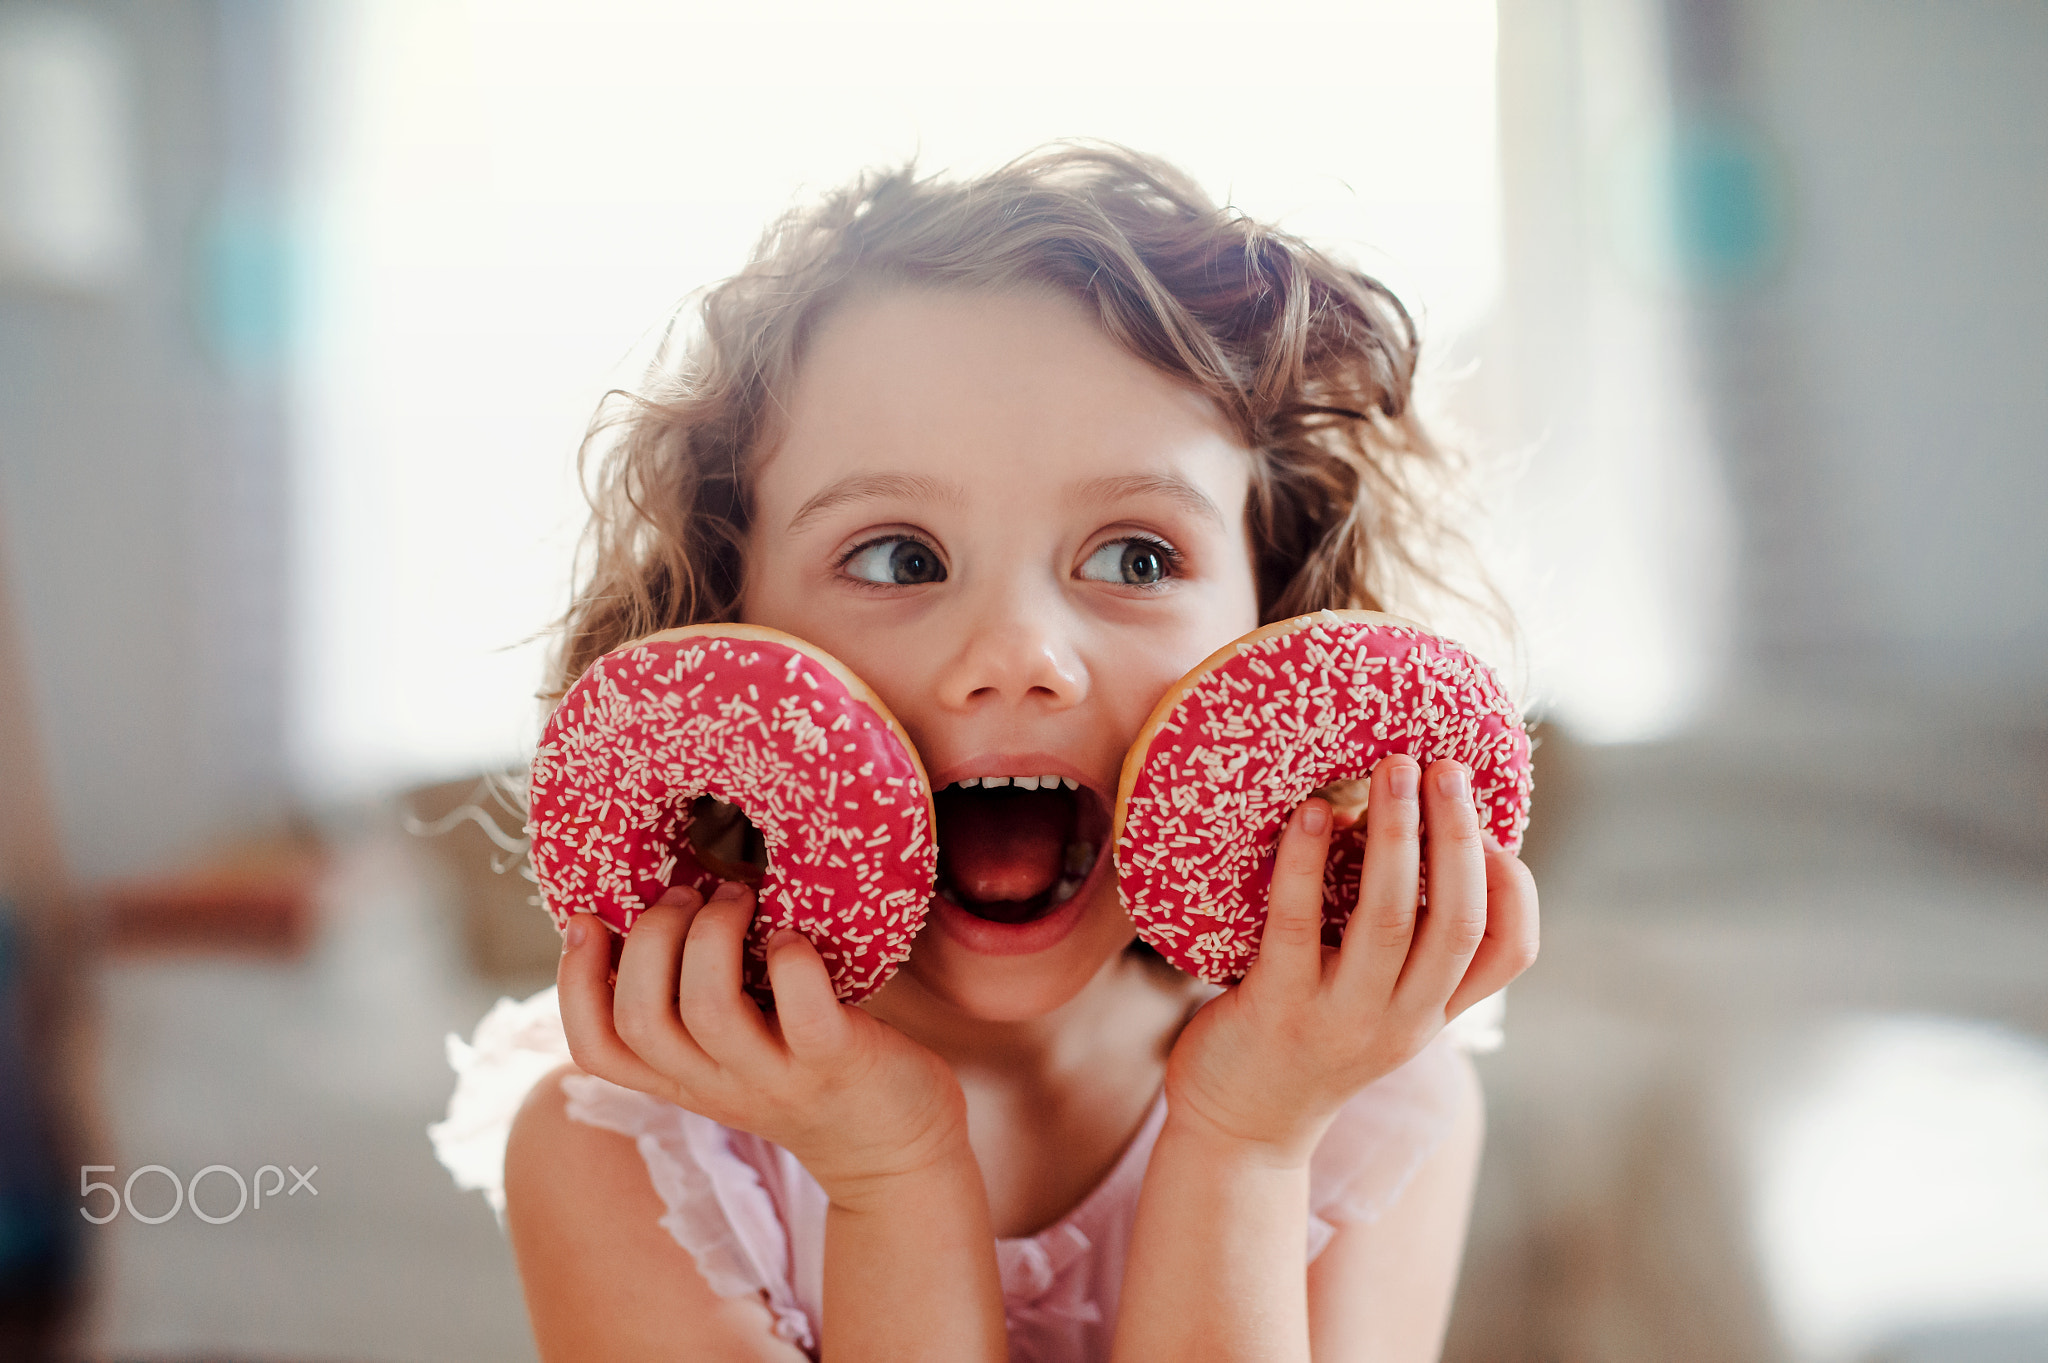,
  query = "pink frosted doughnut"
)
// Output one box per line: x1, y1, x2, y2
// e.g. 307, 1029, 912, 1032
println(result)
1113, 610, 1532, 984
527, 624, 935, 1004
